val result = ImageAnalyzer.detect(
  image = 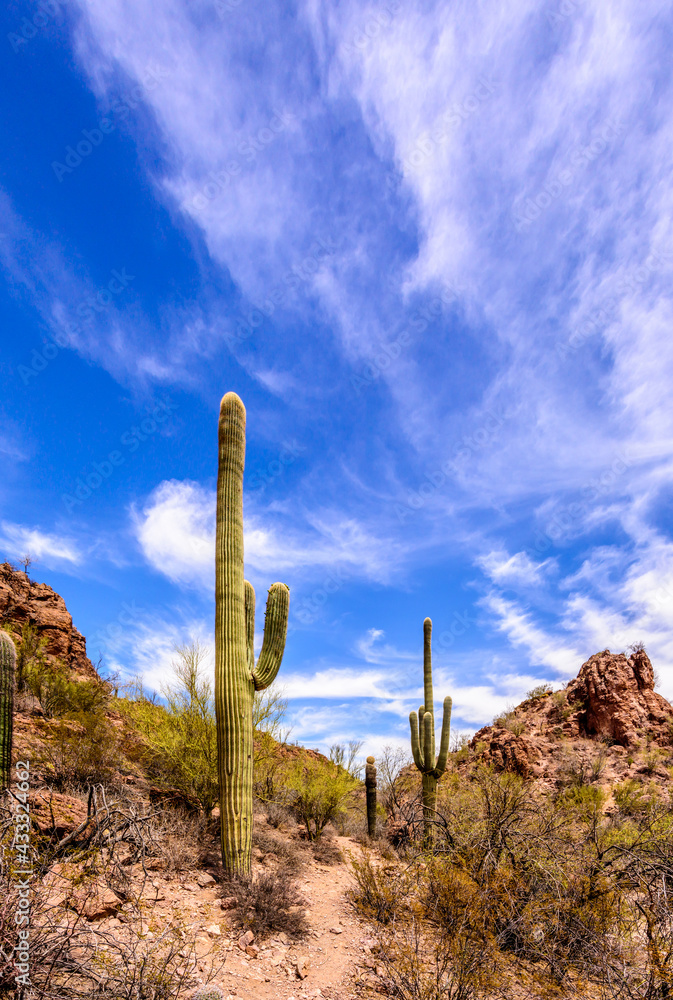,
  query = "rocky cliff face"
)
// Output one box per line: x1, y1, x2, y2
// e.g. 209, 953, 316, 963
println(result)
0, 562, 98, 680
466, 647, 673, 793
567, 647, 671, 748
